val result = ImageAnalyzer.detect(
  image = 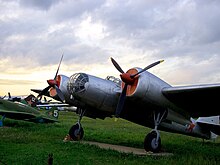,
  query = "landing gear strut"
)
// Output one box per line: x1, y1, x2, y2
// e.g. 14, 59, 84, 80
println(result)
144, 111, 166, 153
69, 108, 85, 141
